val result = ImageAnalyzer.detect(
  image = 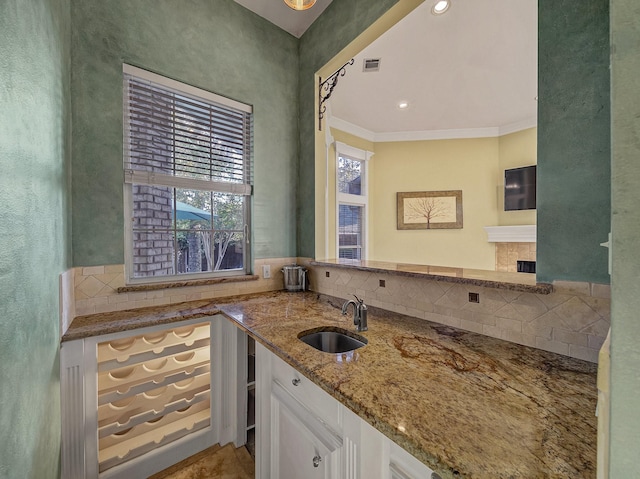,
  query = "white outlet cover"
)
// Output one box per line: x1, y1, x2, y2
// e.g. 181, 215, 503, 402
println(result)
262, 265, 271, 279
